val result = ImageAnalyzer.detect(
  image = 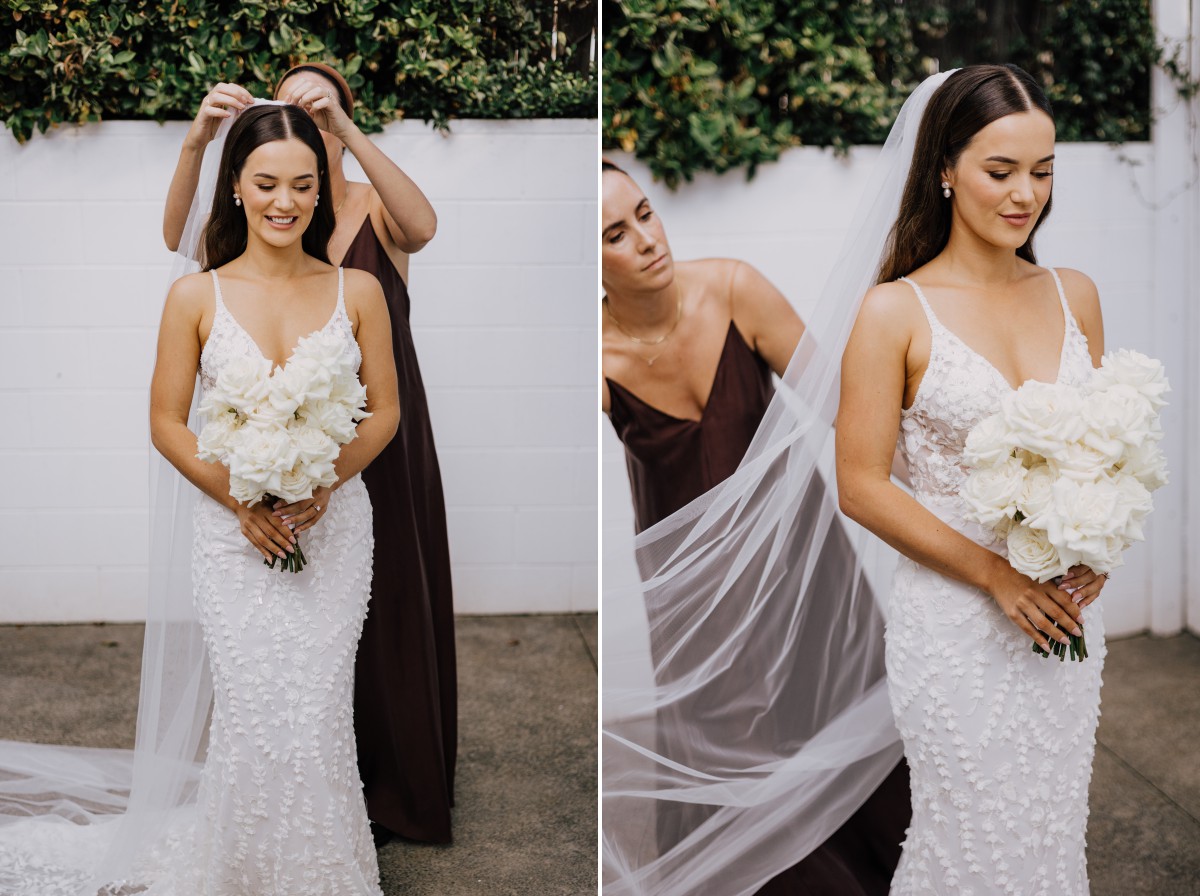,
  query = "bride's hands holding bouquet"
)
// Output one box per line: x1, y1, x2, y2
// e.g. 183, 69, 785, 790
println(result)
273, 486, 332, 536
1059, 564, 1108, 609
236, 500, 298, 565
986, 558, 1084, 654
